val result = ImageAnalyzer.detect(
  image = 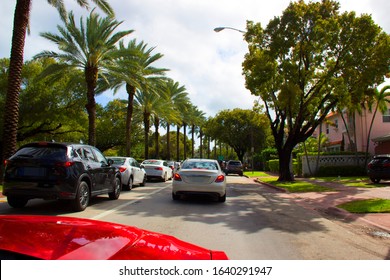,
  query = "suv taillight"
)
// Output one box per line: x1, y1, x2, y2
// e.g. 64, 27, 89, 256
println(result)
56, 161, 75, 167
